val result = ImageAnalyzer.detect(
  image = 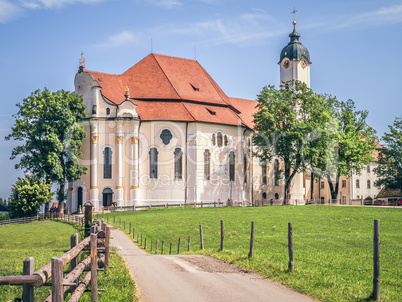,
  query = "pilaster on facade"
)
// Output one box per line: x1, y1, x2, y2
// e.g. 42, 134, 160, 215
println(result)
89, 120, 99, 208
115, 119, 124, 204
